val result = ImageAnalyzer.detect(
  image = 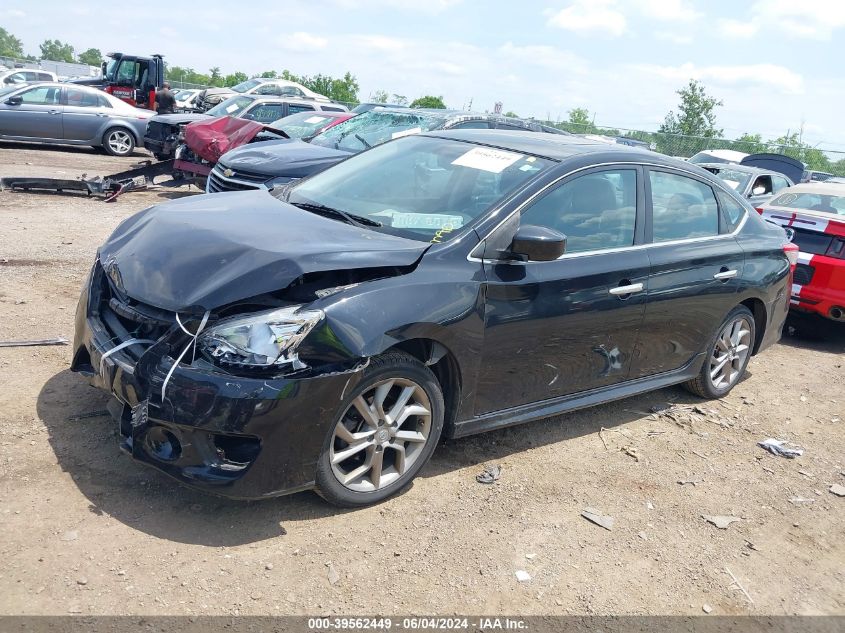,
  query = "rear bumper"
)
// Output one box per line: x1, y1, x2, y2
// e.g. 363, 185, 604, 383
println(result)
69, 269, 359, 499
790, 254, 845, 321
